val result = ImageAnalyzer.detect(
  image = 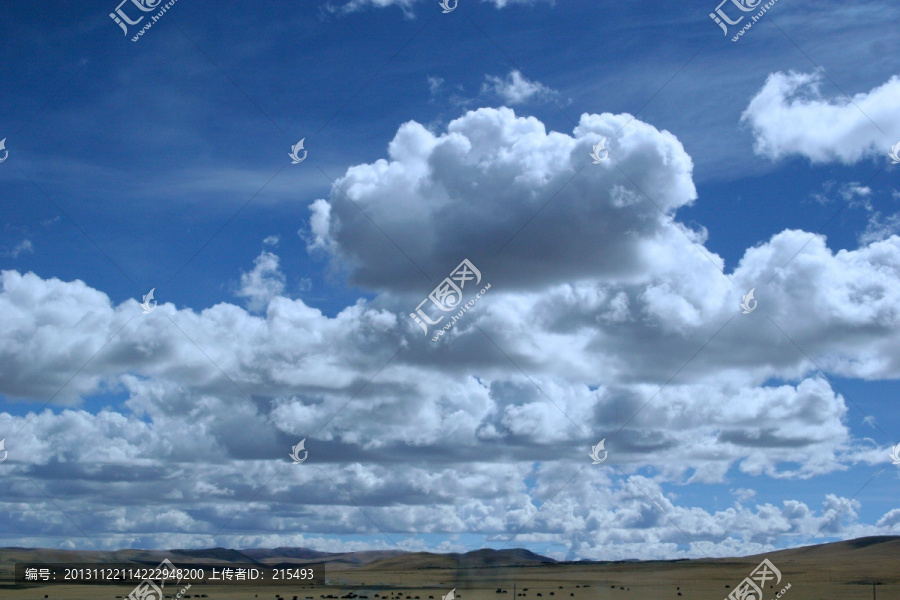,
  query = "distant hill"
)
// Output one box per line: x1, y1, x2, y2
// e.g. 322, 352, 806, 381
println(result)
452, 549, 554, 567
240, 548, 336, 561
354, 548, 555, 572
710, 535, 900, 566
1, 536, 898, 571
242, 548, 405, 567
